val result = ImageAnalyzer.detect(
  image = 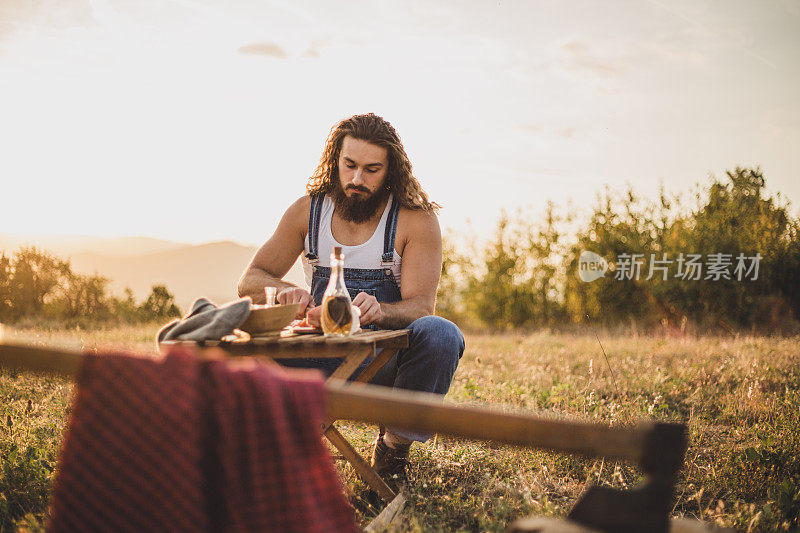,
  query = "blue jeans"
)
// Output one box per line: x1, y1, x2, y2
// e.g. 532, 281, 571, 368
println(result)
276, 315, 465, 442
